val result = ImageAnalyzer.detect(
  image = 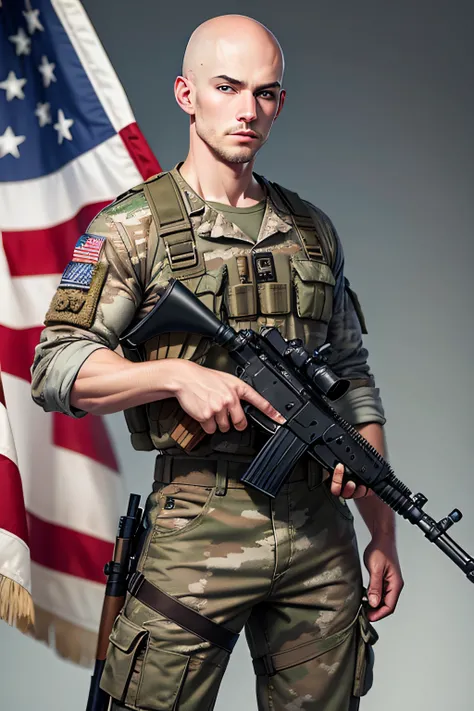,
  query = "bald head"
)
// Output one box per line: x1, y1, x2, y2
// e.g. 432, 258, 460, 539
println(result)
176, 15, 286, 166
182, 15, 284, 85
